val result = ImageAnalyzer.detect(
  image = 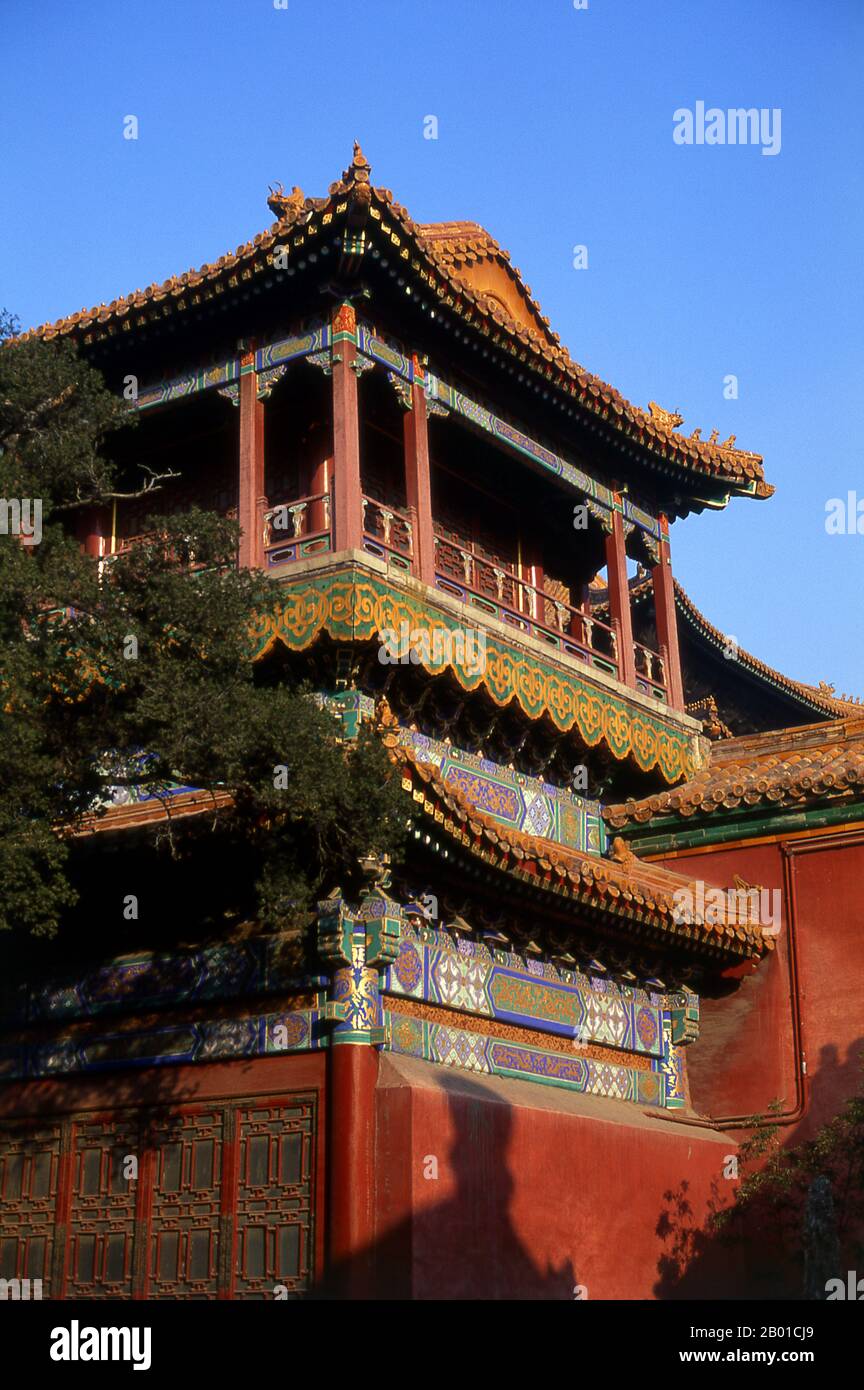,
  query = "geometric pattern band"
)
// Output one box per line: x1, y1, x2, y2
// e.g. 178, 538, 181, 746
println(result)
397, 728, 607, 854
384, 1008, 673, 1108
383, 923, 669, 1059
